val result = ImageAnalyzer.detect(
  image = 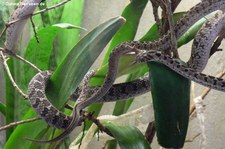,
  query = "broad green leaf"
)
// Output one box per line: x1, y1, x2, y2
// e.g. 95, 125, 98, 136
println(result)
5, 59, 15, 139
46, 0, 65, 25
87, 0, 148, 130
4, 110, 47, 148
23, 26, 63, 84
177, 16, 207, 47
148, 62, 190, 148
53, 23, 86, 30
5, 16, 125, 149
47, 16, 126, 108
106, 140, 117, 149
144, 11, 211, 148
113, 13, 187, 118
102, 0, 148, 65
55, 0, 85, 65
0, 6, 7, 45
38, 0, 51, 26
4, 25, 82, 148
104, 122, 151, 149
